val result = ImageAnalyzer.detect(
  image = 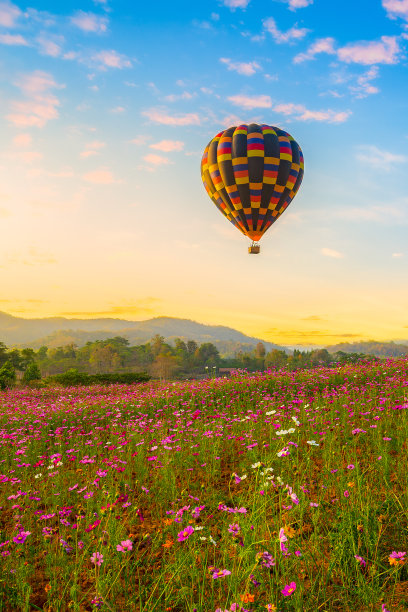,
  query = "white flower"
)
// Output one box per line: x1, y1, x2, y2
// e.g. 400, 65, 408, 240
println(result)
307, 440, 319, 446
209, 536, 217, 546
199, 536, 207, 541
251, 462, 262, 469
265, 410, 276, 416
287, 428, 295, 434
34, 473, 42, 479
291, 417, 300, 426
195, 526, 204, 531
